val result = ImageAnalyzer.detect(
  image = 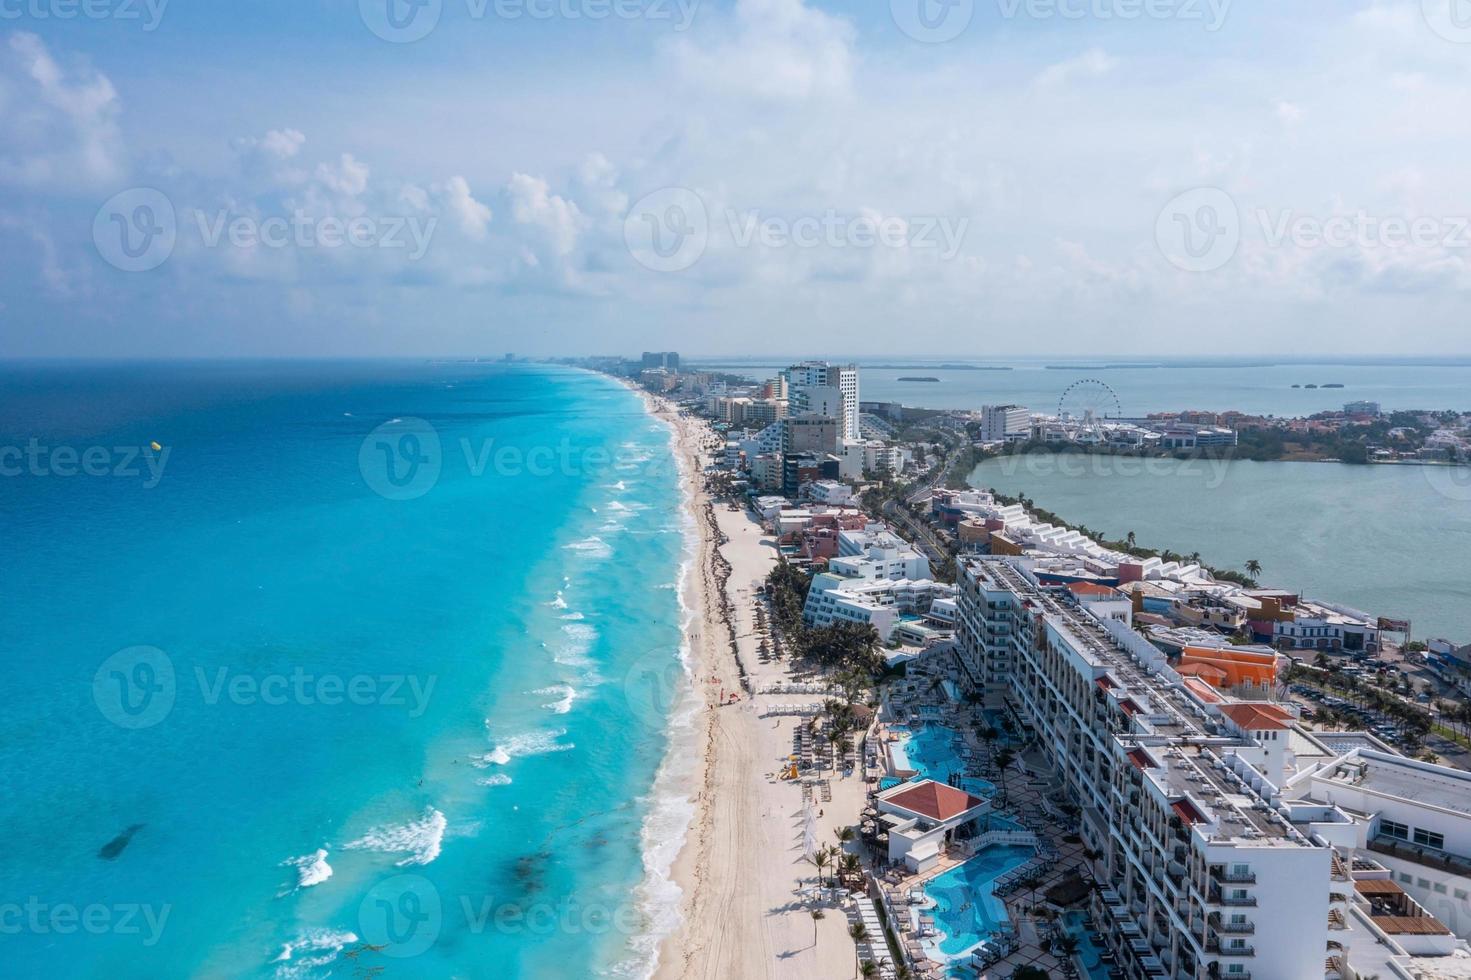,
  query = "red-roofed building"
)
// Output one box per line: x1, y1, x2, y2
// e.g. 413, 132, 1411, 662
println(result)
1217, 701, 1297, 785
1219, 702, 1294, 733
1172, 799, 1206, 826
1067, 581, 1120, 599
875, 779, 991, 872
1176, 662, 1229, 683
